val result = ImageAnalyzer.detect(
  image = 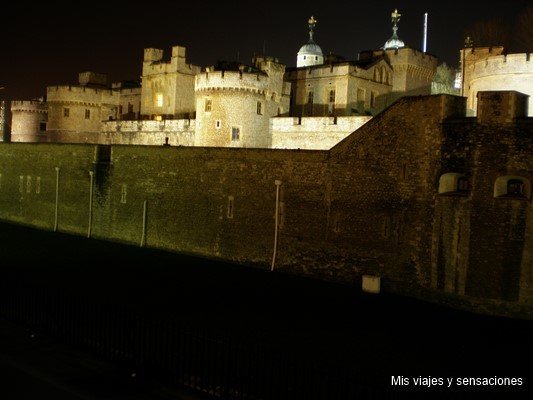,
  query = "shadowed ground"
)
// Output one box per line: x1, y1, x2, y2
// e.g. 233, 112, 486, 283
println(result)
0, 221, 531, 399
